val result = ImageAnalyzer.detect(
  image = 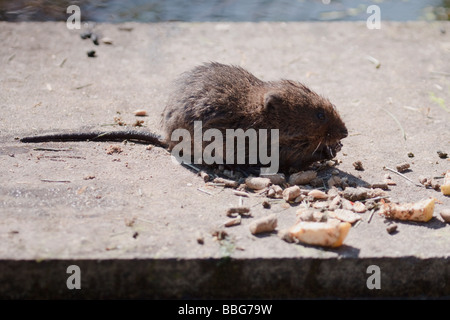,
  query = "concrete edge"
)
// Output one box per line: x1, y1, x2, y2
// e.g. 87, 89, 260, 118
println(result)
1, 257, 448, 299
